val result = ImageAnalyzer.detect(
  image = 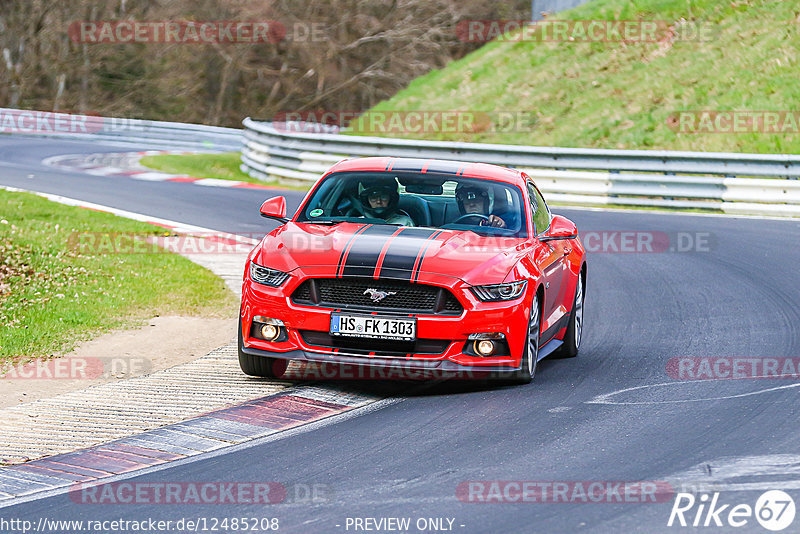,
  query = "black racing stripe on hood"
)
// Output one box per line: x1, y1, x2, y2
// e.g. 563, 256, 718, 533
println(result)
377, 228, 438, 280
411, 229, 445, 283
337, 224, 372, 276
341, 225, 400, 277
